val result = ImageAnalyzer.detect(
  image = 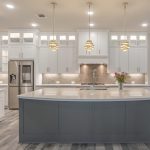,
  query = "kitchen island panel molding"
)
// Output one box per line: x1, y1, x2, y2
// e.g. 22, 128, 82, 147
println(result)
19, 96, 150, 143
